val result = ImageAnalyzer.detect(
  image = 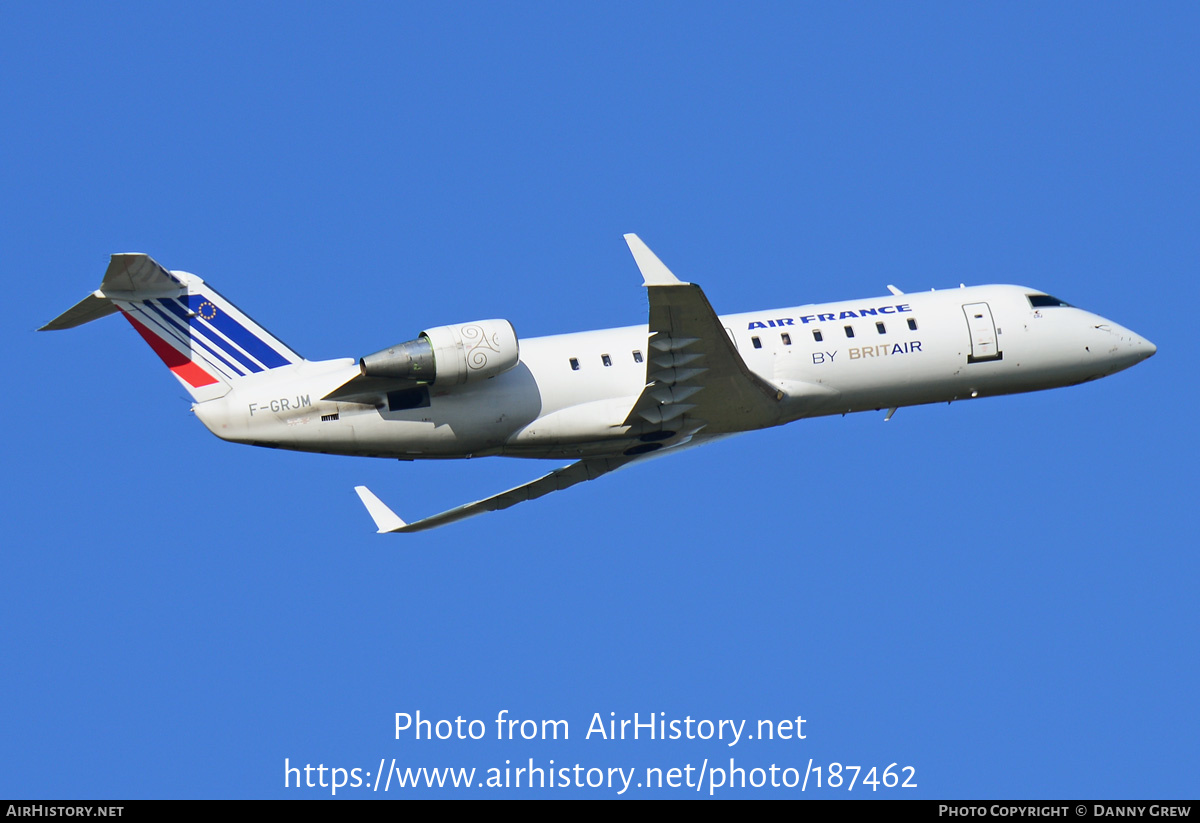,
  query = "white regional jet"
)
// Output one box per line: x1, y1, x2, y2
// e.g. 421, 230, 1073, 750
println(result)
42, 235, 1155, 533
